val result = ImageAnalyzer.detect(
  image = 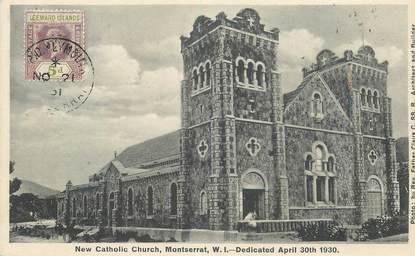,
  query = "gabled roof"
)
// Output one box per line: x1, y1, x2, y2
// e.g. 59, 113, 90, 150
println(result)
283, 74, 315, 107
115, 130, 180, 168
